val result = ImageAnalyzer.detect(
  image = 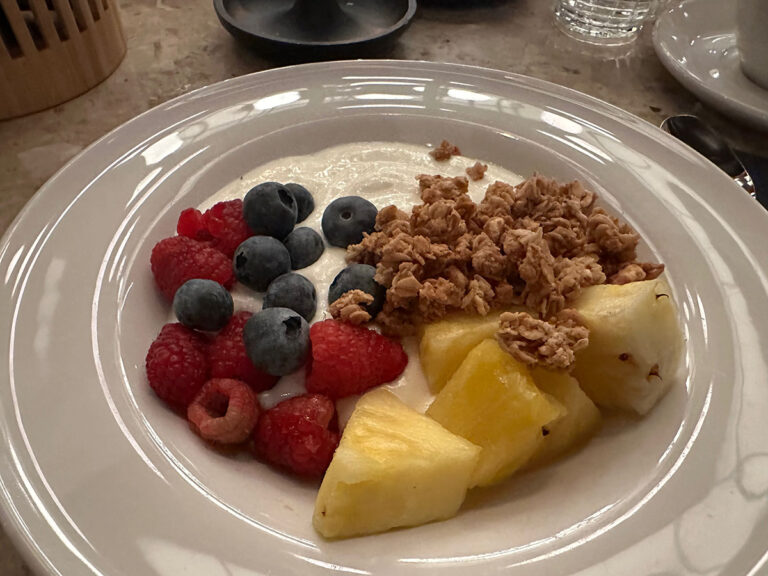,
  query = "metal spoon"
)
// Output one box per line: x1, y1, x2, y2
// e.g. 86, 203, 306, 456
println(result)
660, 114, 756, 199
